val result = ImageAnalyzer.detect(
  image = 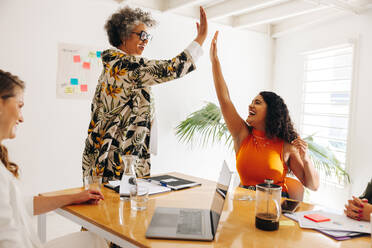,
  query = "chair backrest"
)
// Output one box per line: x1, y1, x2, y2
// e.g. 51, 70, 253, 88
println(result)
285, 177, 304, 201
